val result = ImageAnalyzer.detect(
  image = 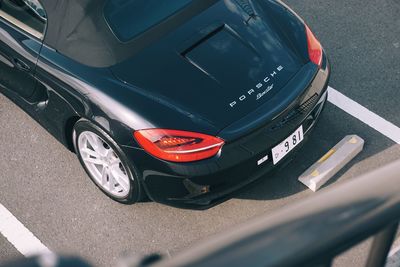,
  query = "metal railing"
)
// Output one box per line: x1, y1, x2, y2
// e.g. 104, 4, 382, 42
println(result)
146, 160, 400, 267
3, 161, 400, 267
